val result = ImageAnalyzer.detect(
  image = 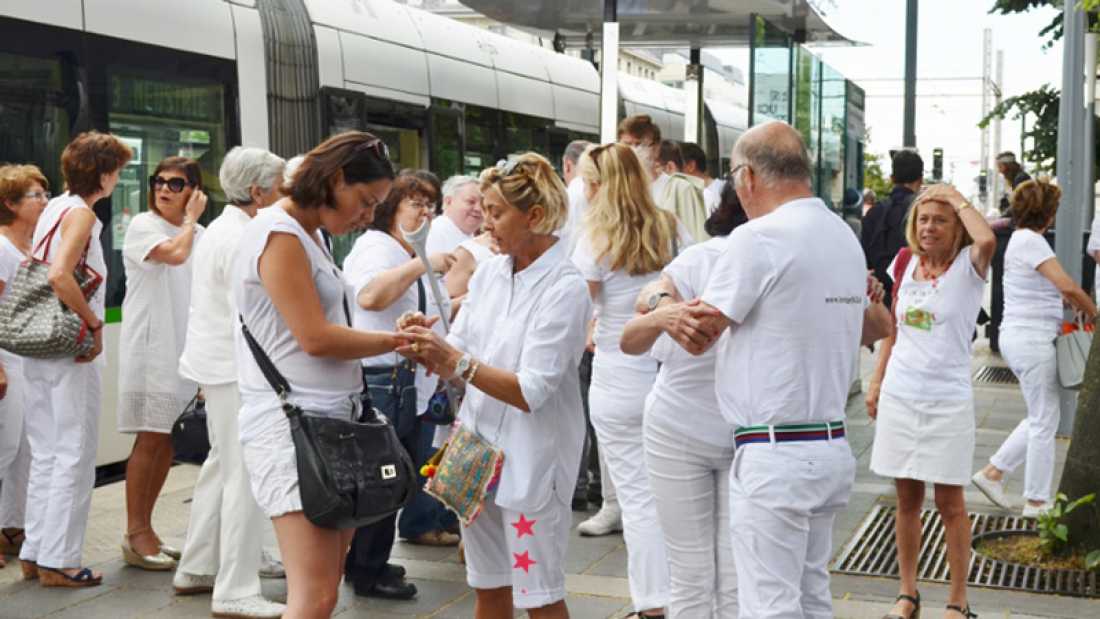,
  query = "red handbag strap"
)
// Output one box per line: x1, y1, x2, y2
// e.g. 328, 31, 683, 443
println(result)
31, 207, 93, 270
892, 247, 912, 308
